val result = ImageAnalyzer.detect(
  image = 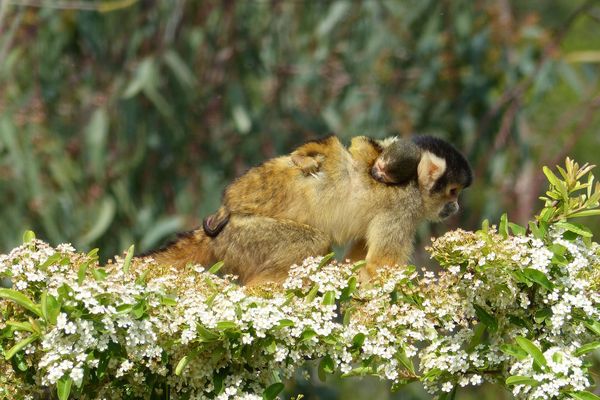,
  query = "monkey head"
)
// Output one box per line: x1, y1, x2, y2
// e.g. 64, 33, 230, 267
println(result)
371, 135, 473, 221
